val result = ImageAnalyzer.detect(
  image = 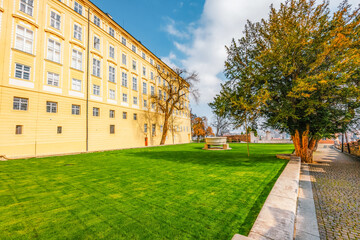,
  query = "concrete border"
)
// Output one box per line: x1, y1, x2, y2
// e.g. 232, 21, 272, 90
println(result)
294, 164, 320, 240
232, 156, 301, 240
